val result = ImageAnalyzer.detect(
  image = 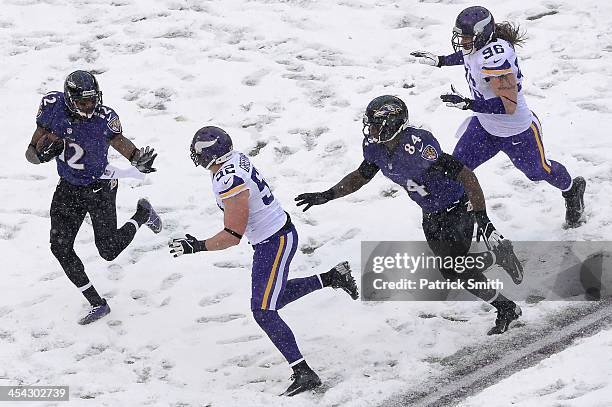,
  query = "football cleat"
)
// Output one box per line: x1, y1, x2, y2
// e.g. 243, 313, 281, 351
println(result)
138, 198, 162, 234
281, 364, 322, 397
492, 240, 523, 285
487, 302, 521, 335
78, 299, 111, 325
562, 176, 586, 228
328, 261, 359, 300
